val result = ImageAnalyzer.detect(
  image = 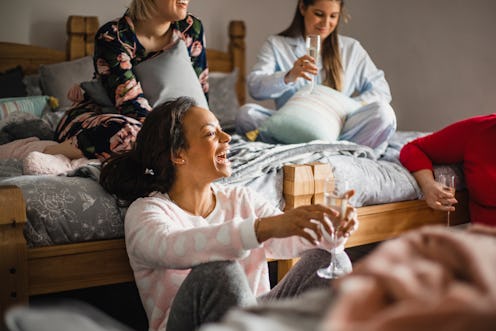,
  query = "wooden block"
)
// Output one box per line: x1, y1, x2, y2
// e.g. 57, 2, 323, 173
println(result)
308, 163, 332, 204
283, 164, 314, 196
283, 164, 314, 210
